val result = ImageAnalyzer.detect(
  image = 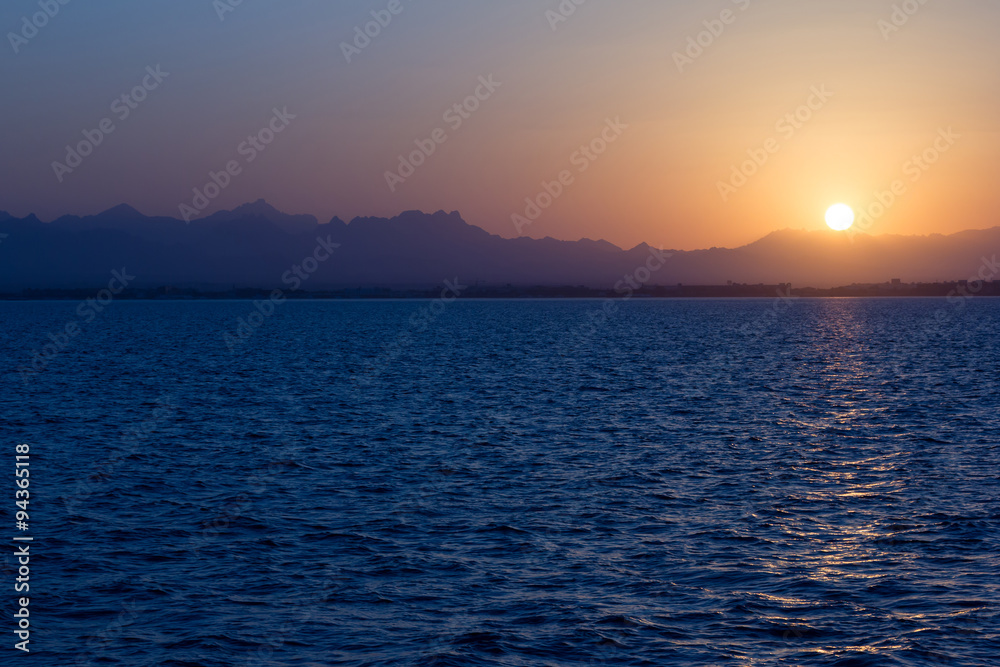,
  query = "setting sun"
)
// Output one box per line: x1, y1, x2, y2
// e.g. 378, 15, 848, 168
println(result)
825, 204, 855, 231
